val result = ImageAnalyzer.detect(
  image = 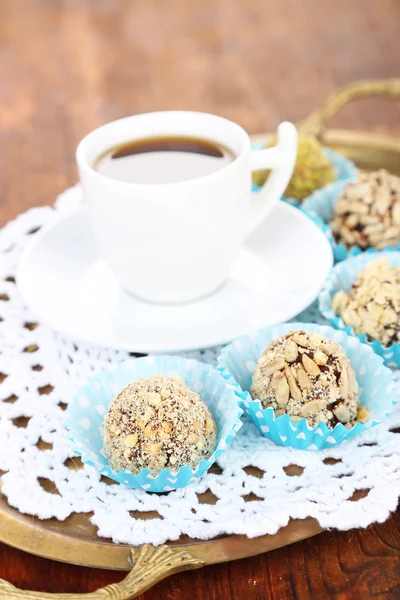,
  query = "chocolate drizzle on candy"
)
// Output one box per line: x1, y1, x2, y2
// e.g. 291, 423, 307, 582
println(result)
330, 170, 400, 250
250, 330, 370, 429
